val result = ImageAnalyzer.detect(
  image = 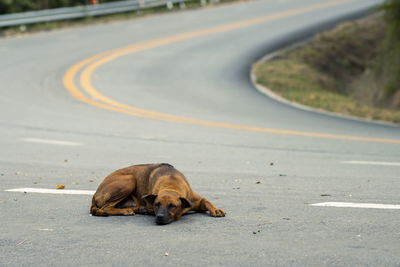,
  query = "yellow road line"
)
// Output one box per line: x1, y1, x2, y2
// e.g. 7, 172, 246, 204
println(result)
63, 0, 400, 144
